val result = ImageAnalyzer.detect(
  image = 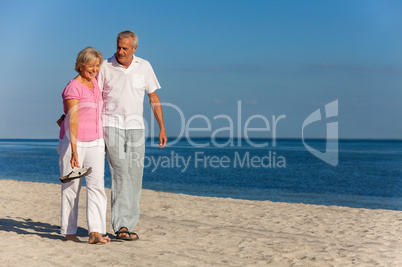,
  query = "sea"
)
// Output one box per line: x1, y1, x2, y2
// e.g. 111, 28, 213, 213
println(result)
0, 138, 401, 211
